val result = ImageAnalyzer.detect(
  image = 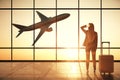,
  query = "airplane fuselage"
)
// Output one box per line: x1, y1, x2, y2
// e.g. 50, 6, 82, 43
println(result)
23, 22, 51, 31
13, 11, 70, 46
22, 13, 70, 31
